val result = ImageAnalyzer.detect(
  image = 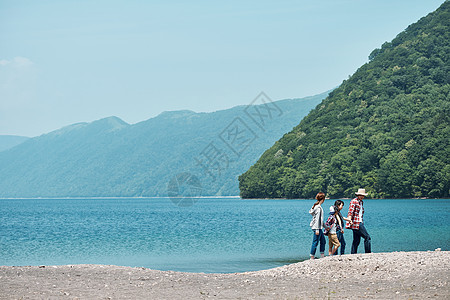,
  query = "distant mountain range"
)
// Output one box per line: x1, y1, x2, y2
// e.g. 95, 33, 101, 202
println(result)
239, 1, 450, 199
0, 135, 29, 152
0, 92, 329, 198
